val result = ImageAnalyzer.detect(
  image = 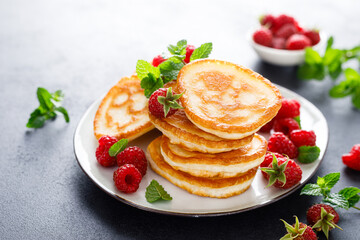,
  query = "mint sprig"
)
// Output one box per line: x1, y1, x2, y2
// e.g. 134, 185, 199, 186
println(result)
108, 139, 128, 157
145, 180, 172, 203
300, 172, 360, 210
297, 146, 320, 163
136, 40, 213, 98
297, 36, 360, 109
26, 87, 70, 128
